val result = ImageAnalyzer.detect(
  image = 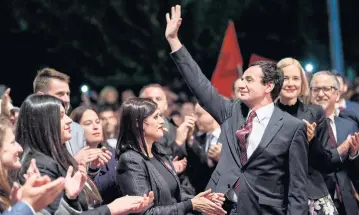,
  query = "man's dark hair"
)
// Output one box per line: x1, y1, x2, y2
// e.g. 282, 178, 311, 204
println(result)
249, 61, 284, 101
33, 68, 70, 93
97, 104, 118, 114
